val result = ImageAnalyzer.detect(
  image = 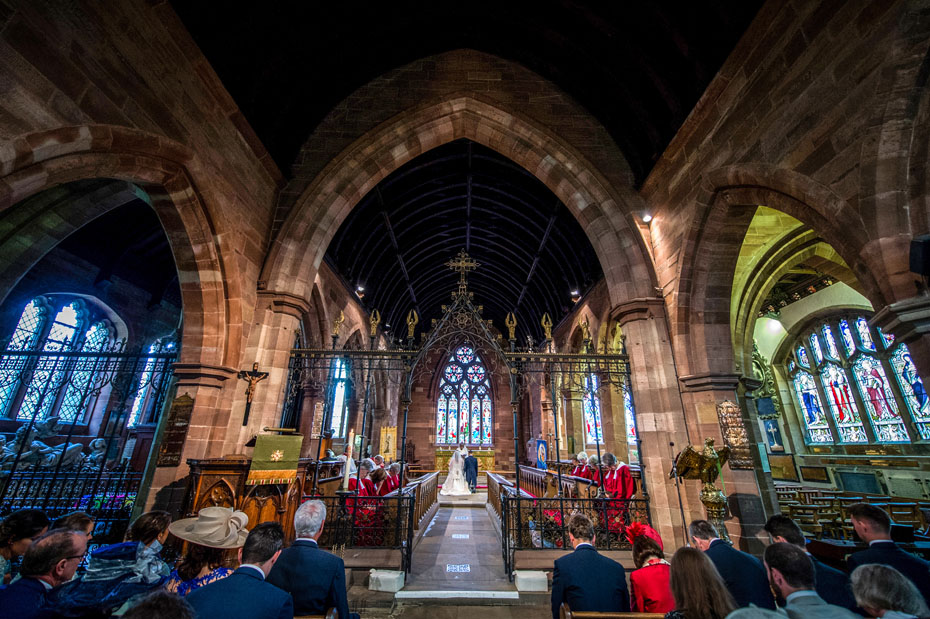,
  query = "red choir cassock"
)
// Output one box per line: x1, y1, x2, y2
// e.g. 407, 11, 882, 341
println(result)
604, 465, 635, 499
570, 464, 589, 478
389, 473, 401, 489
586, 464, 602, 485
347, 476, 383, 545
